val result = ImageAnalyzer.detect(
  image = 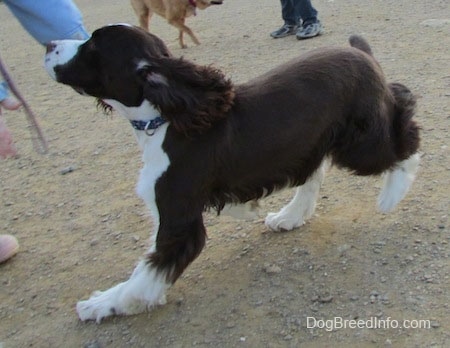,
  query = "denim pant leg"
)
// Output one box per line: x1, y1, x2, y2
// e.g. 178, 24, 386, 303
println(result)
0, 82, 10, 102
3, 0, 89, 45
293, 0, 318, 25
280, 0, 299, 26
